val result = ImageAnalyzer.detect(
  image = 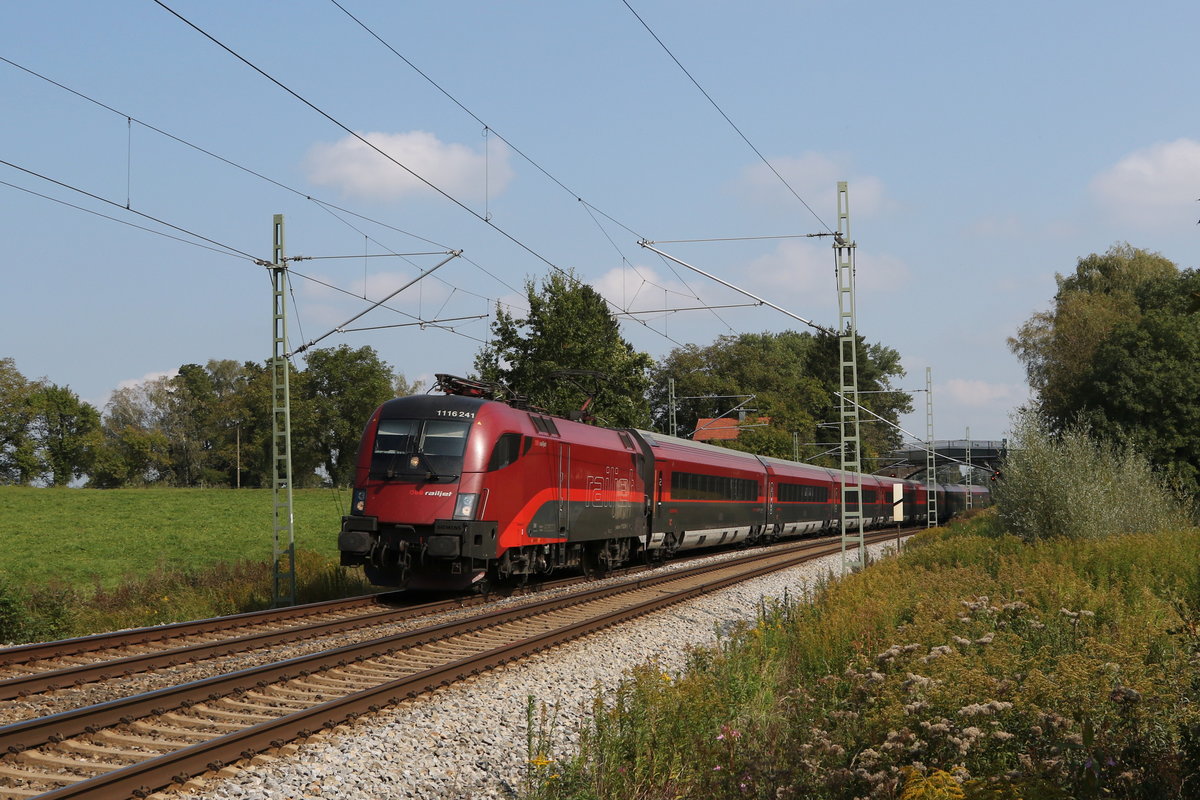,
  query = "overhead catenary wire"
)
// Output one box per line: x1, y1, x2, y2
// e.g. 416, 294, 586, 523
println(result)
620, 0, 834, 234
0, 53, 525, 322
153, 3, 604, 309
325, 1, 739, 336
0, 178, 251, 262
639, 239, 835, 335
0, 158, 258, 262
287, 268, 491, 345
